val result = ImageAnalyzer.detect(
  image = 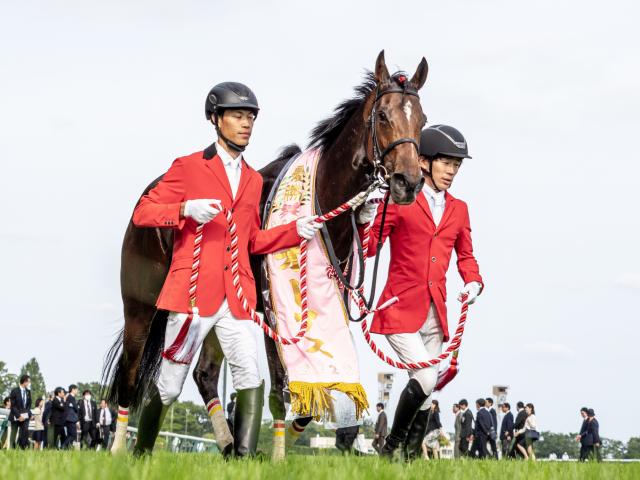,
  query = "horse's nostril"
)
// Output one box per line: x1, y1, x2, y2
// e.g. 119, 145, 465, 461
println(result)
391, 173, 409, 189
